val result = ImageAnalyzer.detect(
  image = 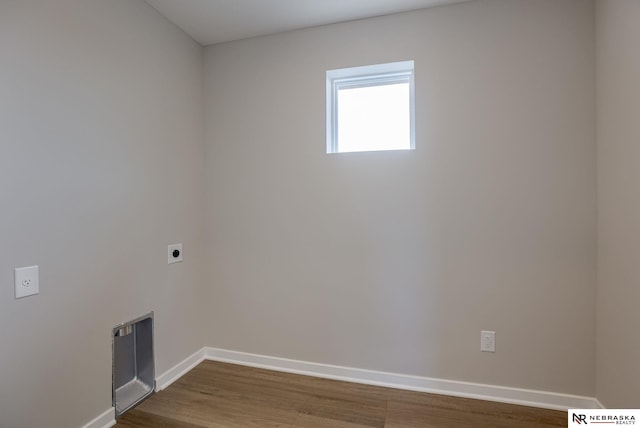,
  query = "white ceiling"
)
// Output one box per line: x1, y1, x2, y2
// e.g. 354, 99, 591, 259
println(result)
145, 0, 473, 46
